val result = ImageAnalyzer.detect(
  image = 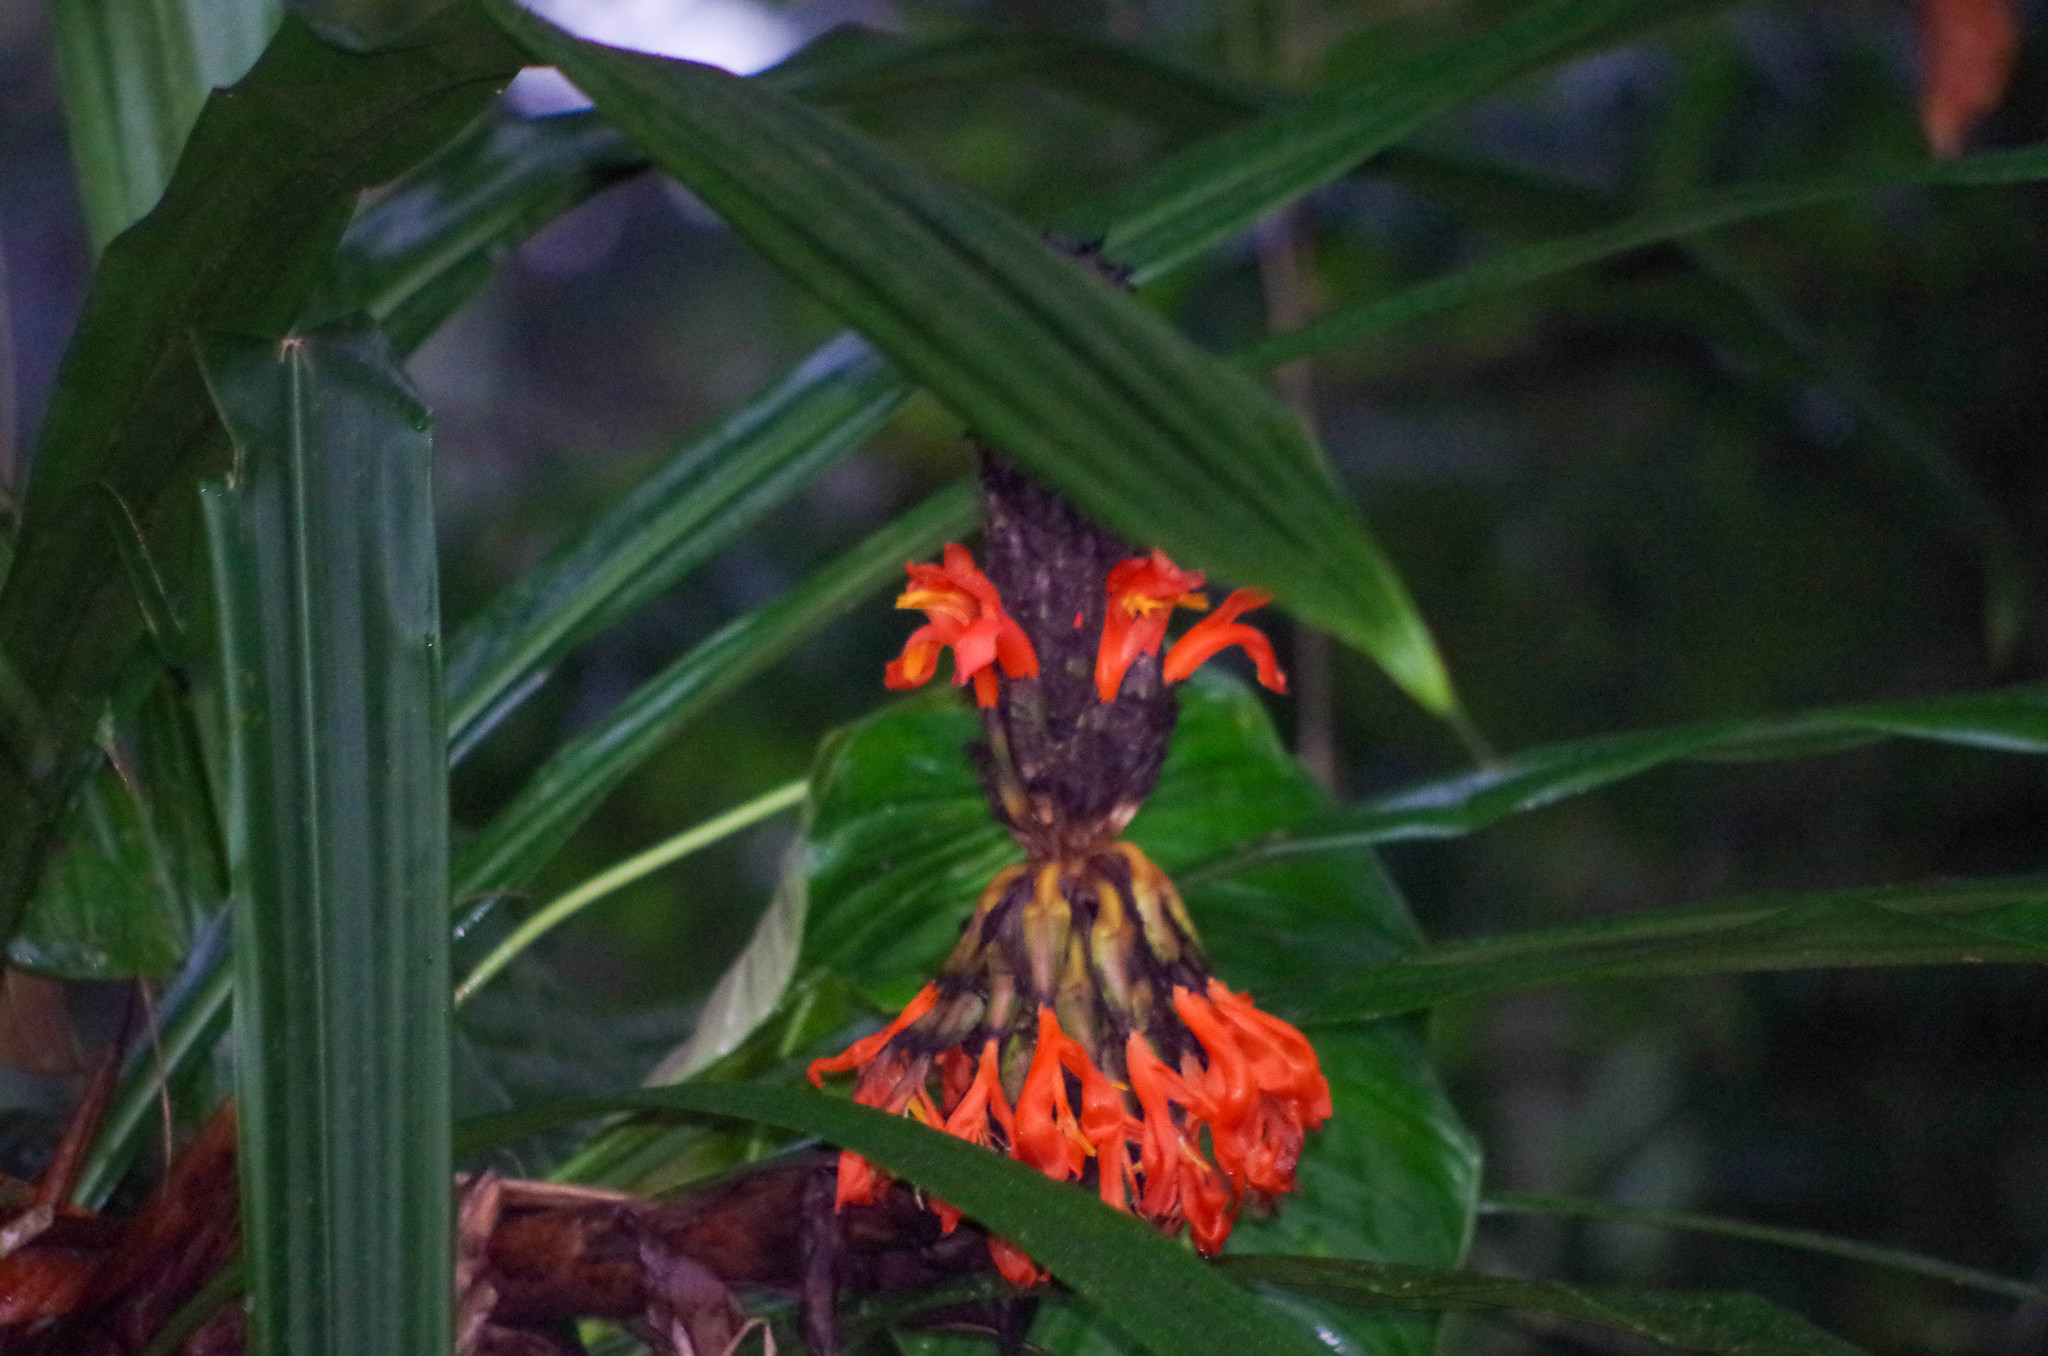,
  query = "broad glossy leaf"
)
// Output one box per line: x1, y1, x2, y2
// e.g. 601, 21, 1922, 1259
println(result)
466, 1083, 1333, 1356
201, 324, 451, 1356
1290, 875, 2048, 1026
310, 107, 645, 353
50, 0, 281, 250
1238, 139, 2048, 370
12, 679, 223, 978
802, 676, 1478, 1355
1483, 1192, 2048, 1308
443, 336, 908, 760
1221, 1256, 1867, 1356
0, 5, 521, 941
485, 1, 1460, 718
451, 481, 975, 900
1200, 682, 2048, 871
